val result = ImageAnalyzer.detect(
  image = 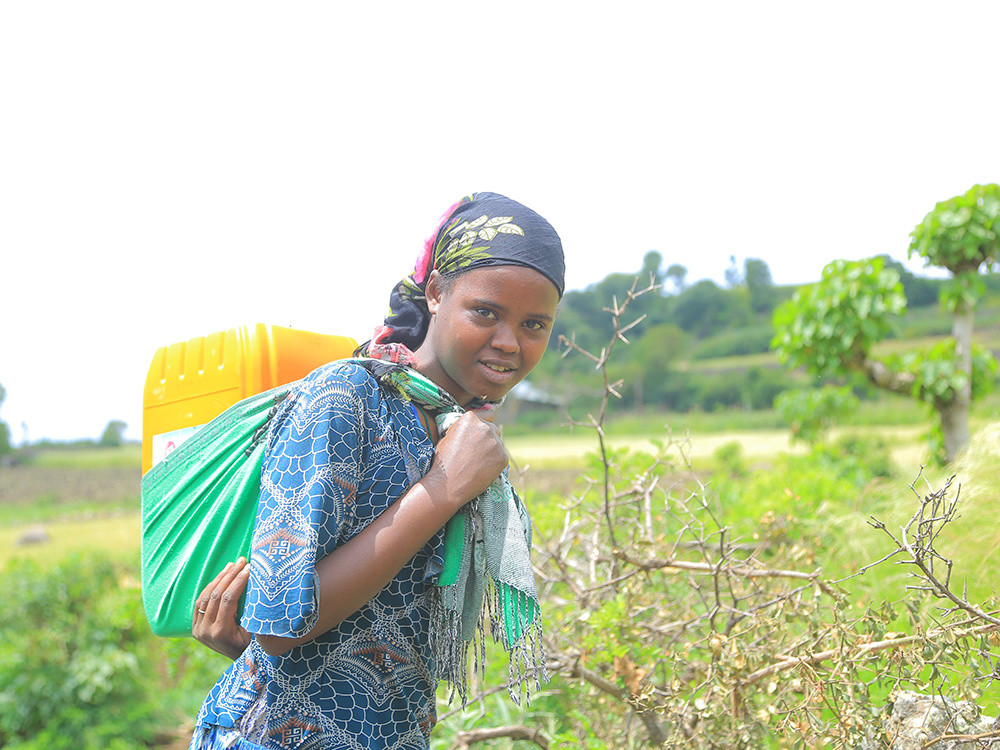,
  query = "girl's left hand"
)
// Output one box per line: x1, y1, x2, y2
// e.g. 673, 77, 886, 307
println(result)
192, 558, 252, 660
